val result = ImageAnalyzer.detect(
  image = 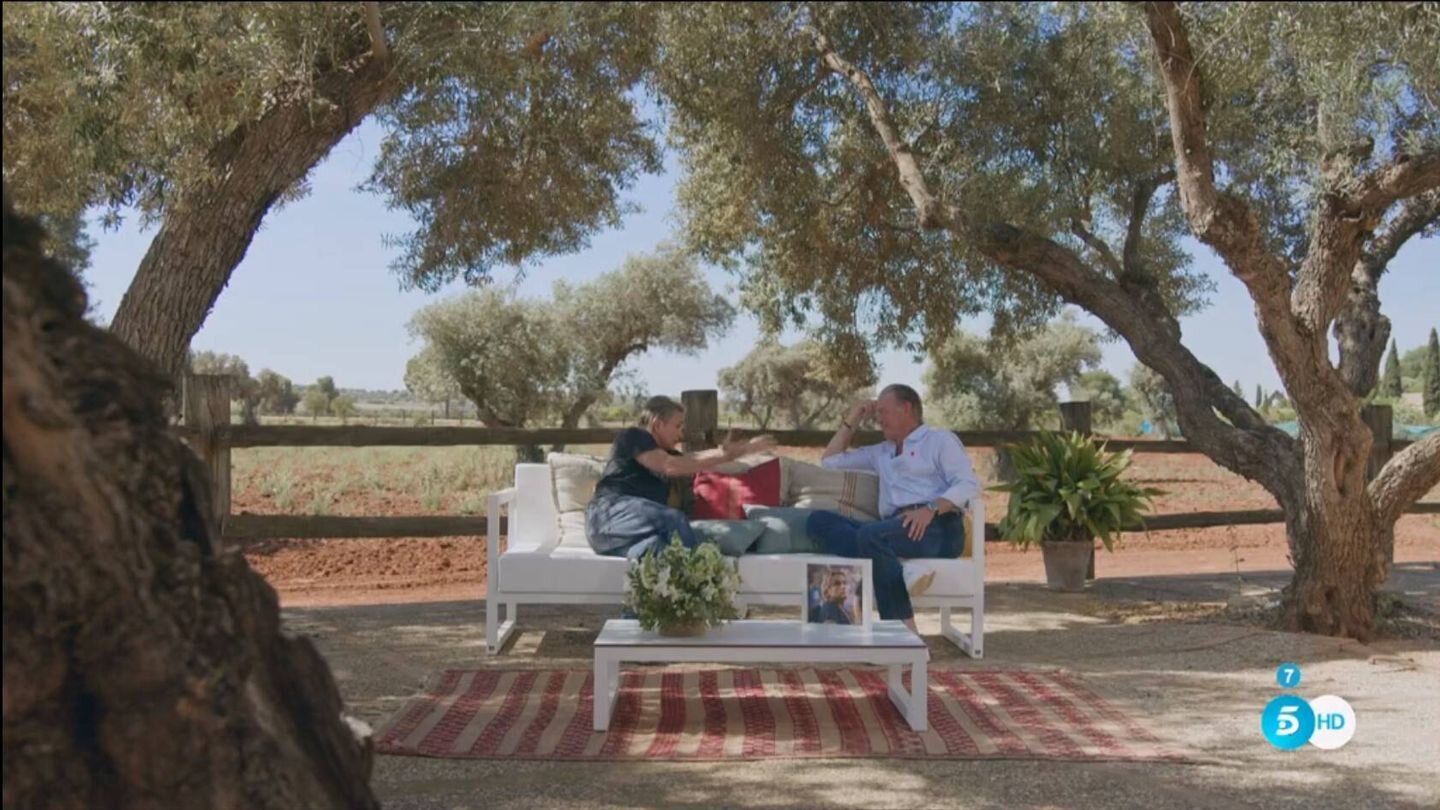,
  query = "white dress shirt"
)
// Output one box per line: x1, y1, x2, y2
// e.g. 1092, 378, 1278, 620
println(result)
820, 423, 980, 518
